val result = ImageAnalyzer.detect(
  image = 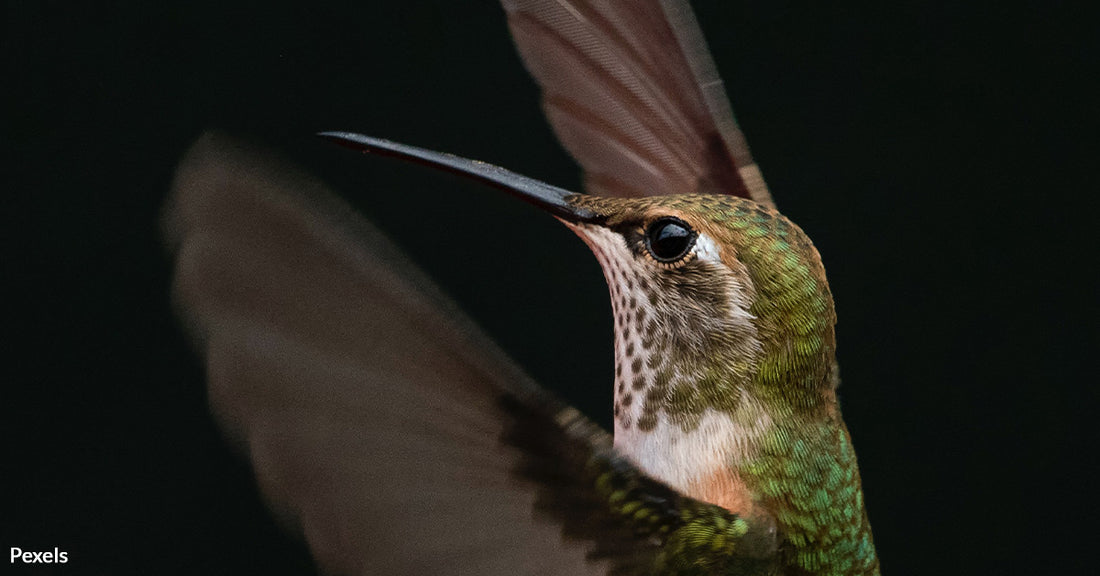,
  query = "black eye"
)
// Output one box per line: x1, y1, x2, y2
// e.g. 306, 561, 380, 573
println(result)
645, 217, 696, 263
